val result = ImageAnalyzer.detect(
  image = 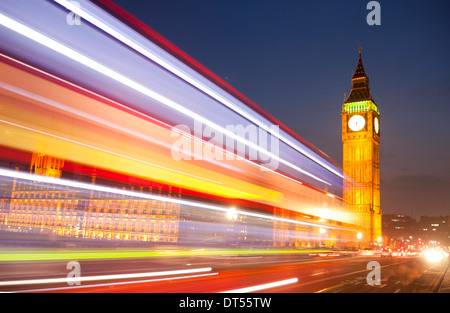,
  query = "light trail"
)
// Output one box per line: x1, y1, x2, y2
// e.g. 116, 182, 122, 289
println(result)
0, 267, 213, 287
0, 12, 331, 186
0, 53, 175, 131
54, 0, 344, 180
0, 53, 308, 189
0, 119, 223, 185
220, 277, 299, 293
0, 81, 169, 149
0, 168, 352, 231
14, 272, 219, 293
15, 272, 219, 293
0, 248, 341, 262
